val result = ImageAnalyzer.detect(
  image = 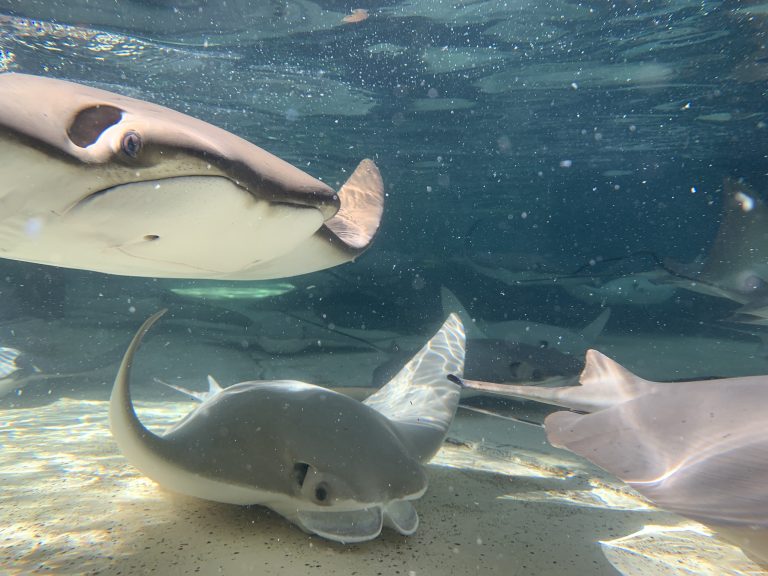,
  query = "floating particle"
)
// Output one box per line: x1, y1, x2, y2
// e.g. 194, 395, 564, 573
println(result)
342, 8, 369, 23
